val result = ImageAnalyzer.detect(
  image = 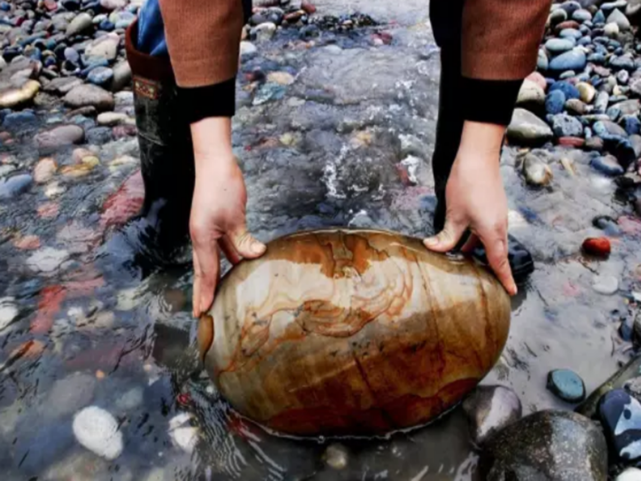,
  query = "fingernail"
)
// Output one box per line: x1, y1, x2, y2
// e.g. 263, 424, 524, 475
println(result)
424, 237, 437, 247
252, 242, 265, 255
